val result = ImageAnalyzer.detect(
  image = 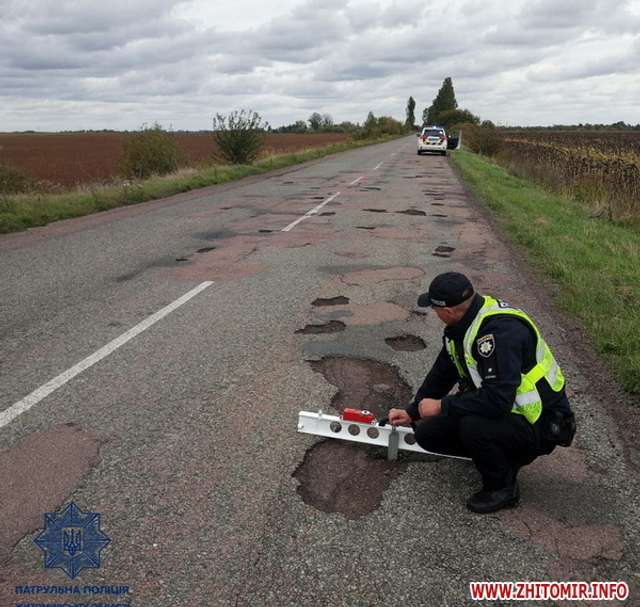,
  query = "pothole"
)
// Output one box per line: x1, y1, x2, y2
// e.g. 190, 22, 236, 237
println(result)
431, 202, 445, 206
385, 334, 427, 351
397, 209, 426, 216
294, 357, 414, 518
360, 186, 382, 191
308, 356, 413, 417
312, 296, 350, 306
258, 229, 273, 233
293, 442, 404, 519
431, 213, 448, 217
295, 321, 346, 334
196, 247, 216, 253
356, 226, 376, 230
363, 209, 387, 213
175, 257, 190, 262
433, 245, 455, 257
319, 212, 335, 216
